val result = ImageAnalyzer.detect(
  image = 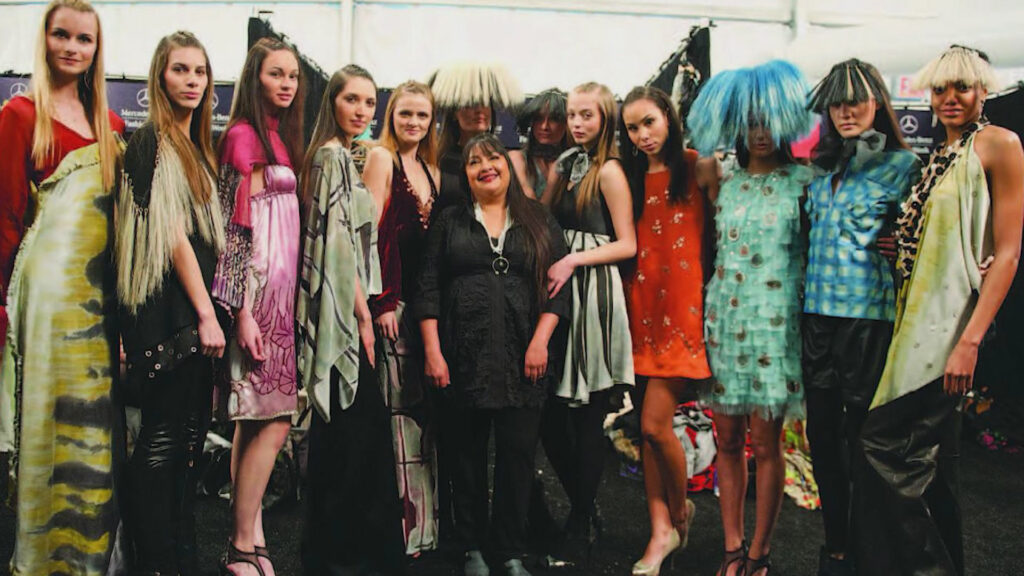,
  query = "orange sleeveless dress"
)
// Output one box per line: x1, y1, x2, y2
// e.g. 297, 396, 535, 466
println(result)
625, 151, 712, 379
